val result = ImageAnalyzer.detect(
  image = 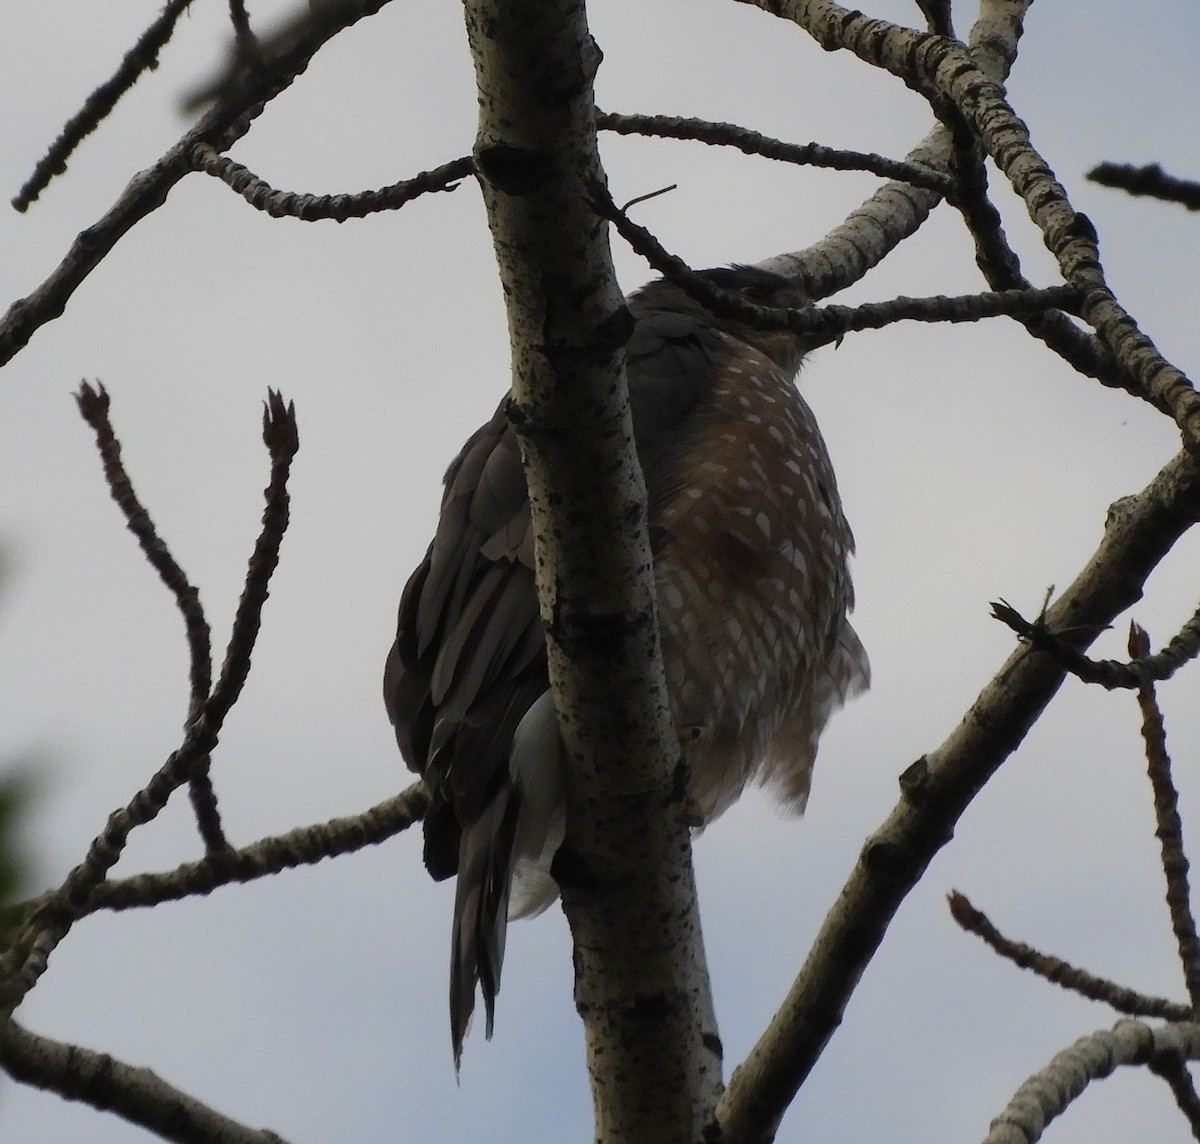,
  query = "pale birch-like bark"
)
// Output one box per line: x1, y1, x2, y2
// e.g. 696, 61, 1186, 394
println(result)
744, 0, 1200, 441
760, 0, 1034, 297
0, 1020, 291, 1144
460, 2, 721, 1141
4, 0, 1198, 1140
717, 449, 1200, 1143
982, 1019, 1200, 1144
